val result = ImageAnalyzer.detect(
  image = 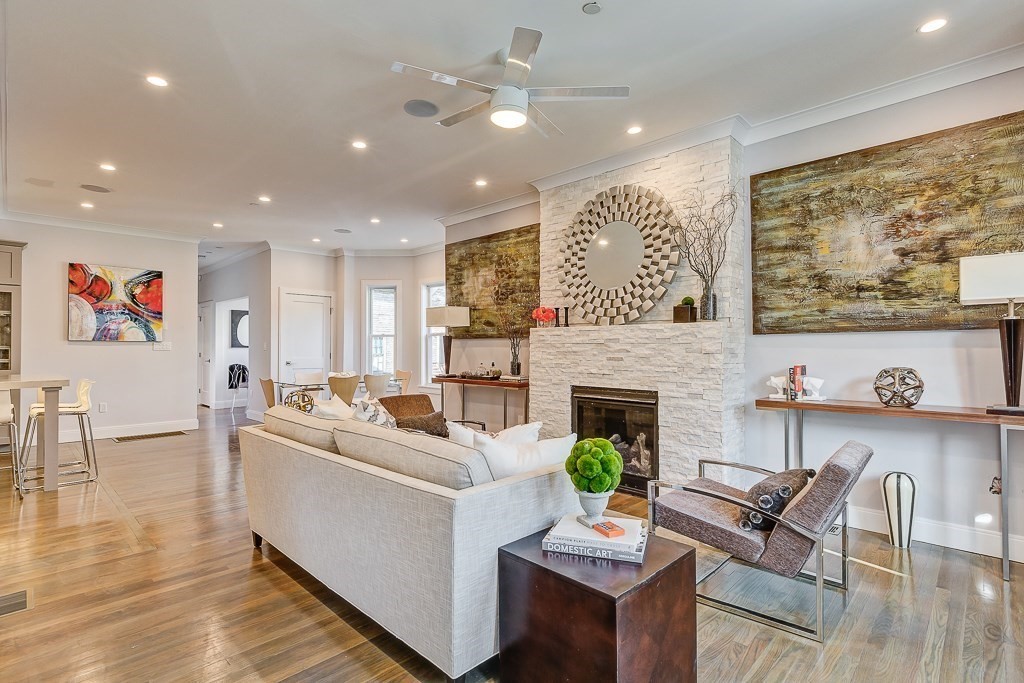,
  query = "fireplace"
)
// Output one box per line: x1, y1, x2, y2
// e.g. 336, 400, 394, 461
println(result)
571, 386, 658, 495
